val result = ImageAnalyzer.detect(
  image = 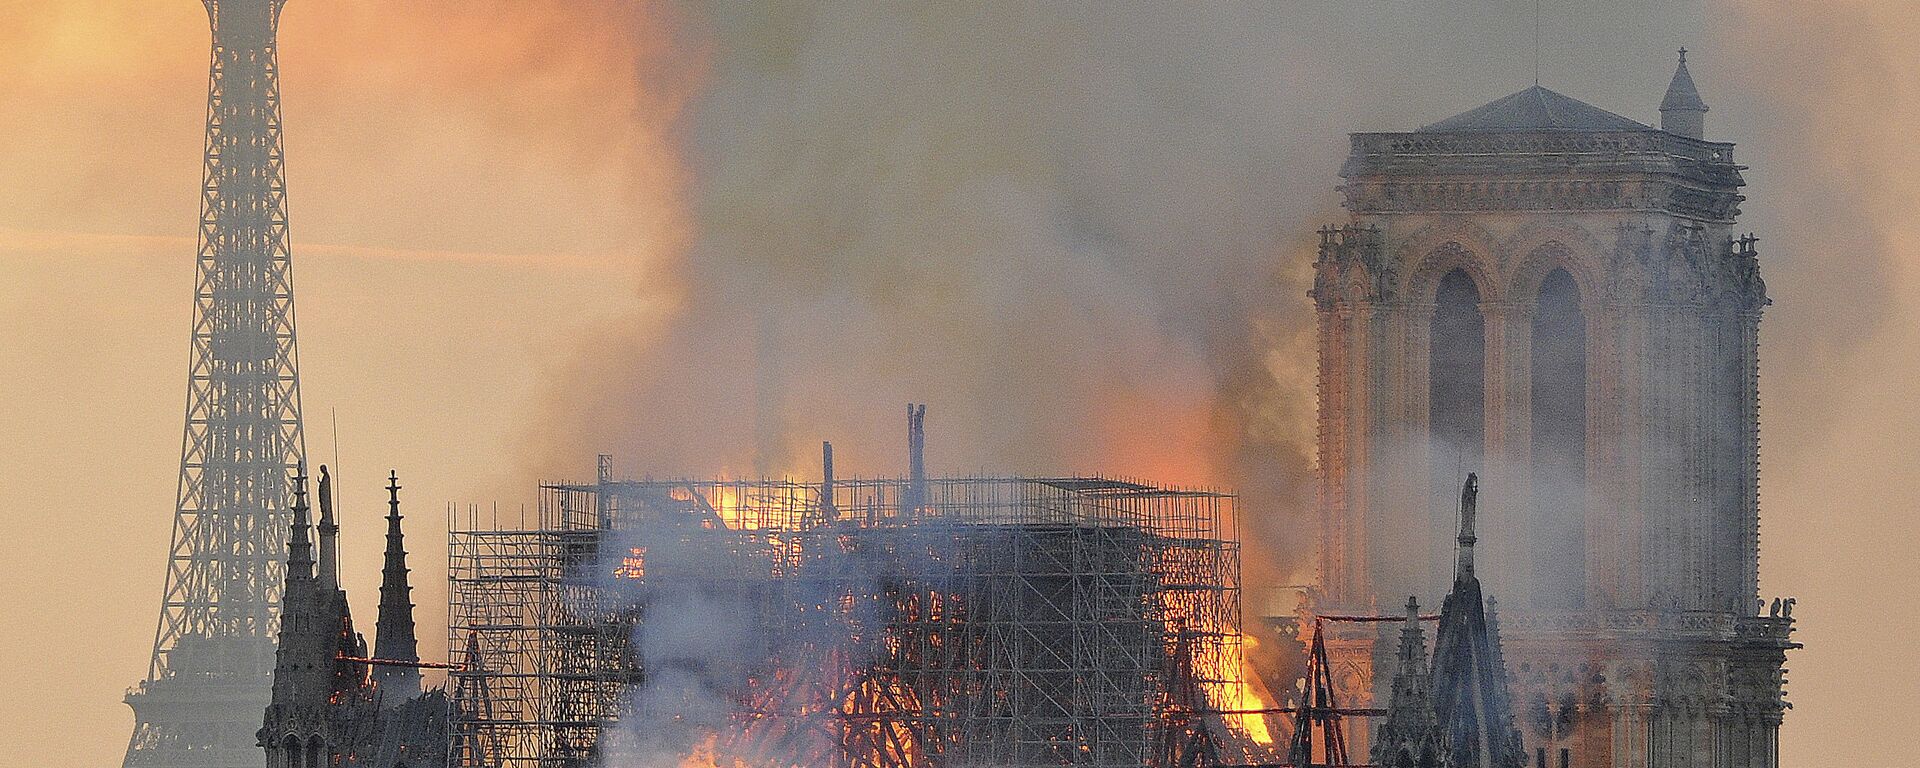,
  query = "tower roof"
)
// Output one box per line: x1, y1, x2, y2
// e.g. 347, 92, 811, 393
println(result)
1662, 49, 1708, 112
1418, 85, 1652, 133
1371, 597, 1438, 766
